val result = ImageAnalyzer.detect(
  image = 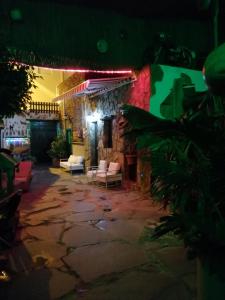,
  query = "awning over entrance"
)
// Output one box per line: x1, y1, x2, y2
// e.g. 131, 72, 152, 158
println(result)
52, 76, 136, 102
